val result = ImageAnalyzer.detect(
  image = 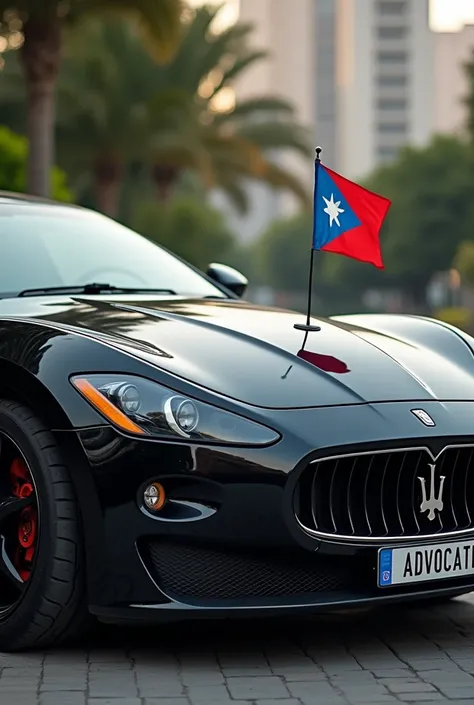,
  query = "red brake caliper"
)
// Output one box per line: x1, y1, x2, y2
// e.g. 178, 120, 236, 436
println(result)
10, 458, 37, 581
